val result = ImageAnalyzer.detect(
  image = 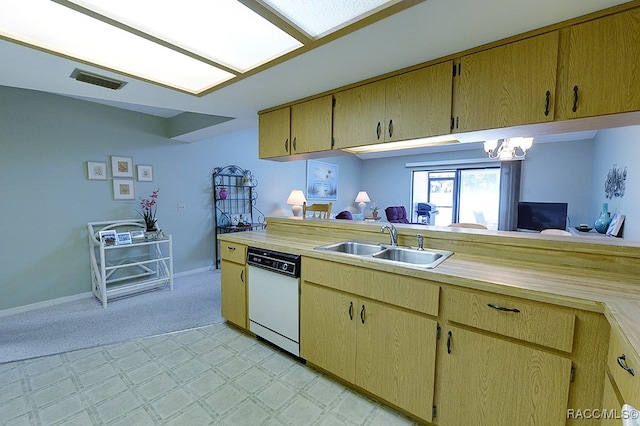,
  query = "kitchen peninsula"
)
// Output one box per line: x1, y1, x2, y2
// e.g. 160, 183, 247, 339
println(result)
219, 217, 640, 424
